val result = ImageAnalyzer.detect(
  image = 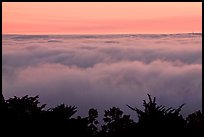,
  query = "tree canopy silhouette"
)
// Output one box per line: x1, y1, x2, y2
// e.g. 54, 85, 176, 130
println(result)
100, 107, 134, 136
1, 93, 202, 137
126, 94, 199, 136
